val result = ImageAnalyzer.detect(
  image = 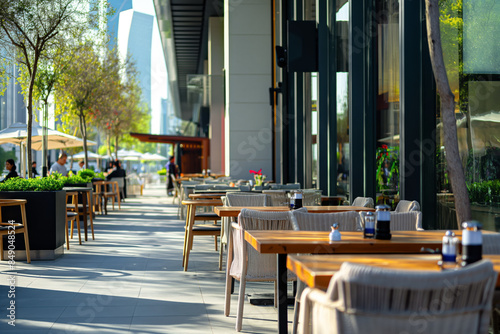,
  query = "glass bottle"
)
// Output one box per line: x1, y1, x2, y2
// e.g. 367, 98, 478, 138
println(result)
294, 190, 303, 209
441, 230, 458, 269
364, 212, 375, 238
461, 221, 483, 266
375, 204, 391, 240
